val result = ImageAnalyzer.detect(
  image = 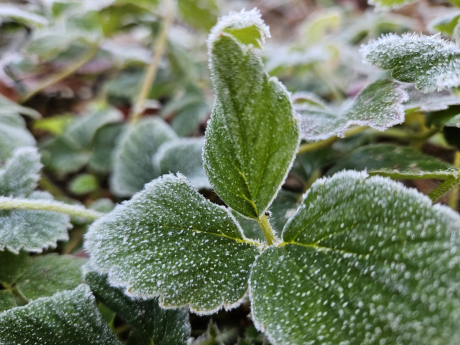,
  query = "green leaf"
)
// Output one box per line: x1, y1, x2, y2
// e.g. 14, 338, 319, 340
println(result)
404, 87, 460, 112
33, 115, 74, 135
327, 144, 458, 179
0, 147, 41, 197
0, 94, 41, 119
154, 138, 210, 190
0, 4, 48, 26
0, 122, 35, 163
0, 191, 69, 253
111, 117, 177, 197
0, 290, 16, 312
0, 285, 122, 345
177, 0, 218, 31
250, 171, 460, 344
69, 174, 98, 195
16, 254, 87, 300
368, 0, 417, 10
360, 33, 460, 93
88, 124, 123, 173
298, 80, 408, 141
203, 9, 300, 219
85, 174, 260, 314
40, 137, 91, 174
86, 271, 191, 345
429, 12, 460, 37
0, 249, 29, 284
